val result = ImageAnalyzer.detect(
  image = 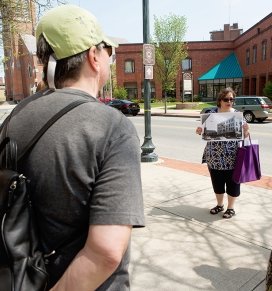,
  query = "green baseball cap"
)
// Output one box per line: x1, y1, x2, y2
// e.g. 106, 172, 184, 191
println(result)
36, 4, 117, 60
